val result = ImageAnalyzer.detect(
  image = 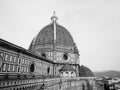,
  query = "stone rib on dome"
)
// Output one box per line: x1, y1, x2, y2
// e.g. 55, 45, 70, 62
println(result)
79, 65, 94, 77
